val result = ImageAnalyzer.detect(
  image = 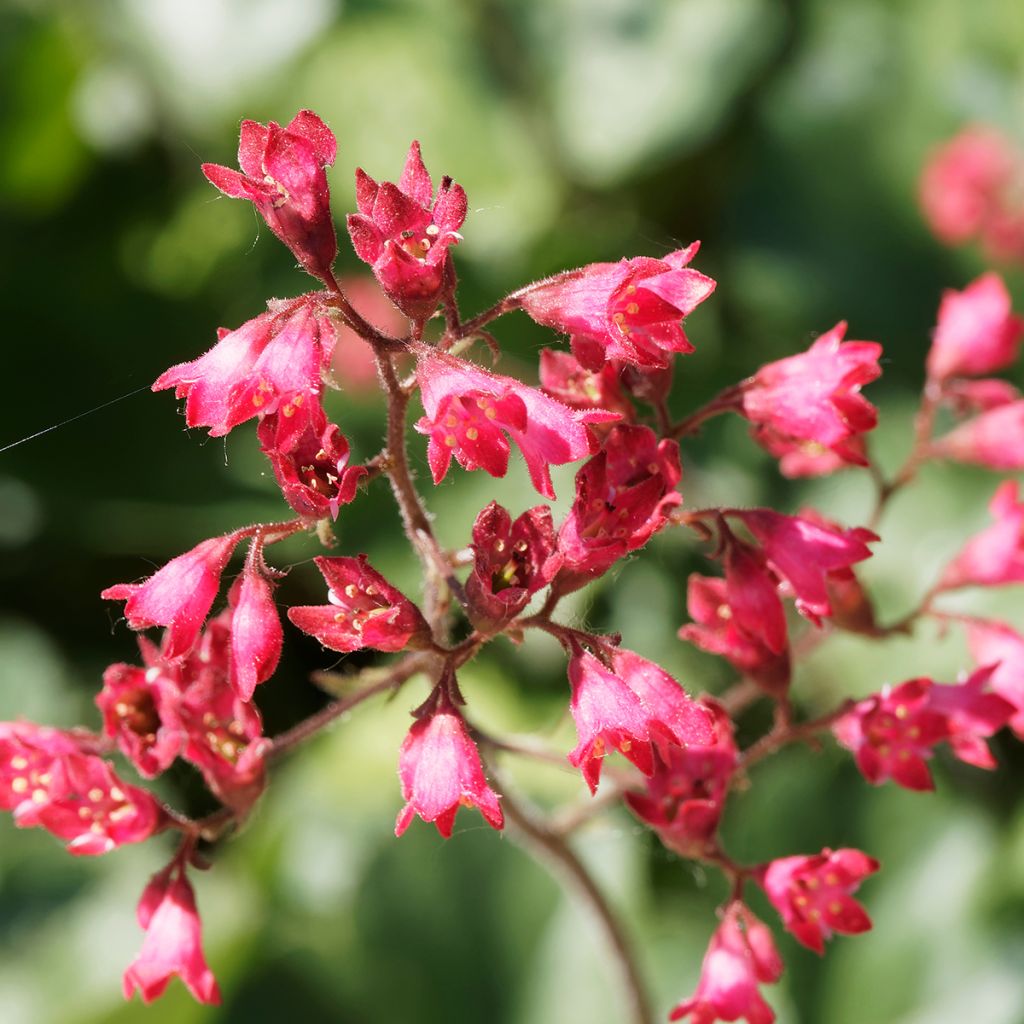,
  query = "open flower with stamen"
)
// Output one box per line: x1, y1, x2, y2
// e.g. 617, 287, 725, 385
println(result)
347, 141, 467, 319
758, 848, 879, 954
538, 348, 635, 423
202, 109, 337, 280
288, 555, 432, 653
520, 242, 716, 370
415, 352, 612, 499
